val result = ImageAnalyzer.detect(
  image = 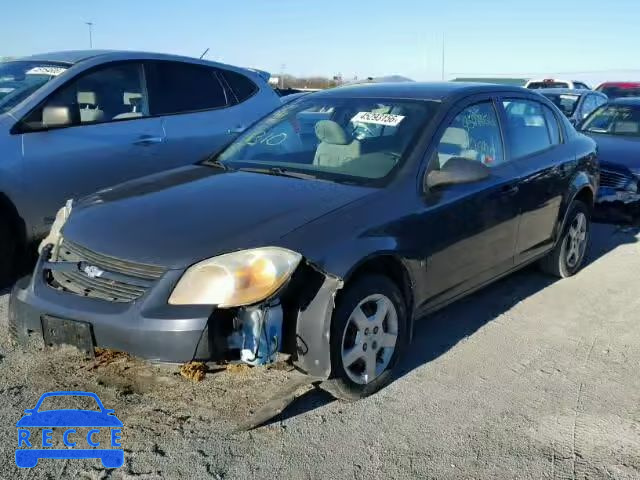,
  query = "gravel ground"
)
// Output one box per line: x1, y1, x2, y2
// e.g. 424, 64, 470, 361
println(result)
0, 222, 639, 480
